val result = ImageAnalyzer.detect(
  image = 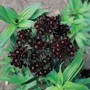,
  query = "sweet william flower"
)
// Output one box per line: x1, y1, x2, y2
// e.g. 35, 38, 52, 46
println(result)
8, 14, 76, 76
